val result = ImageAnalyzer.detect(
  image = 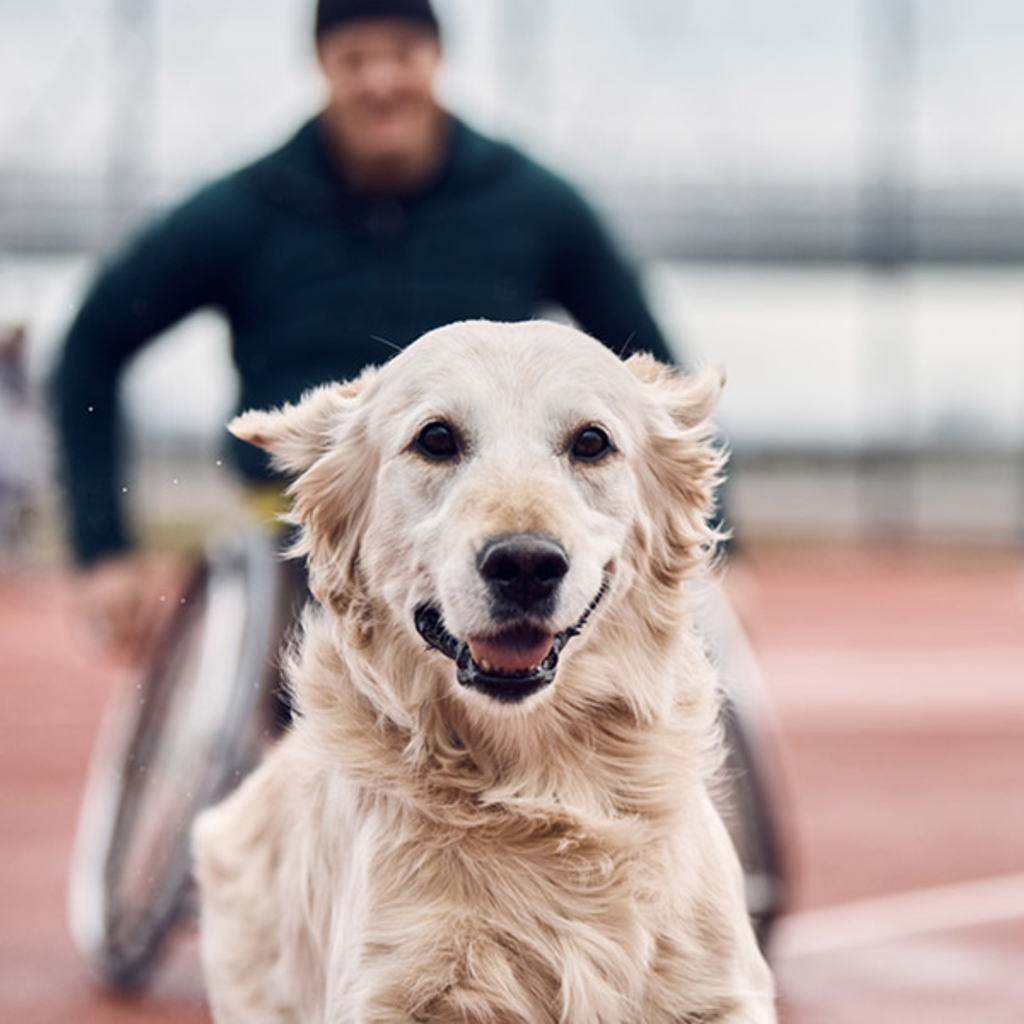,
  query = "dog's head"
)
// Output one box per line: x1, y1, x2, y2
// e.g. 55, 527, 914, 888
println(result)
231, 320, 723, 717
